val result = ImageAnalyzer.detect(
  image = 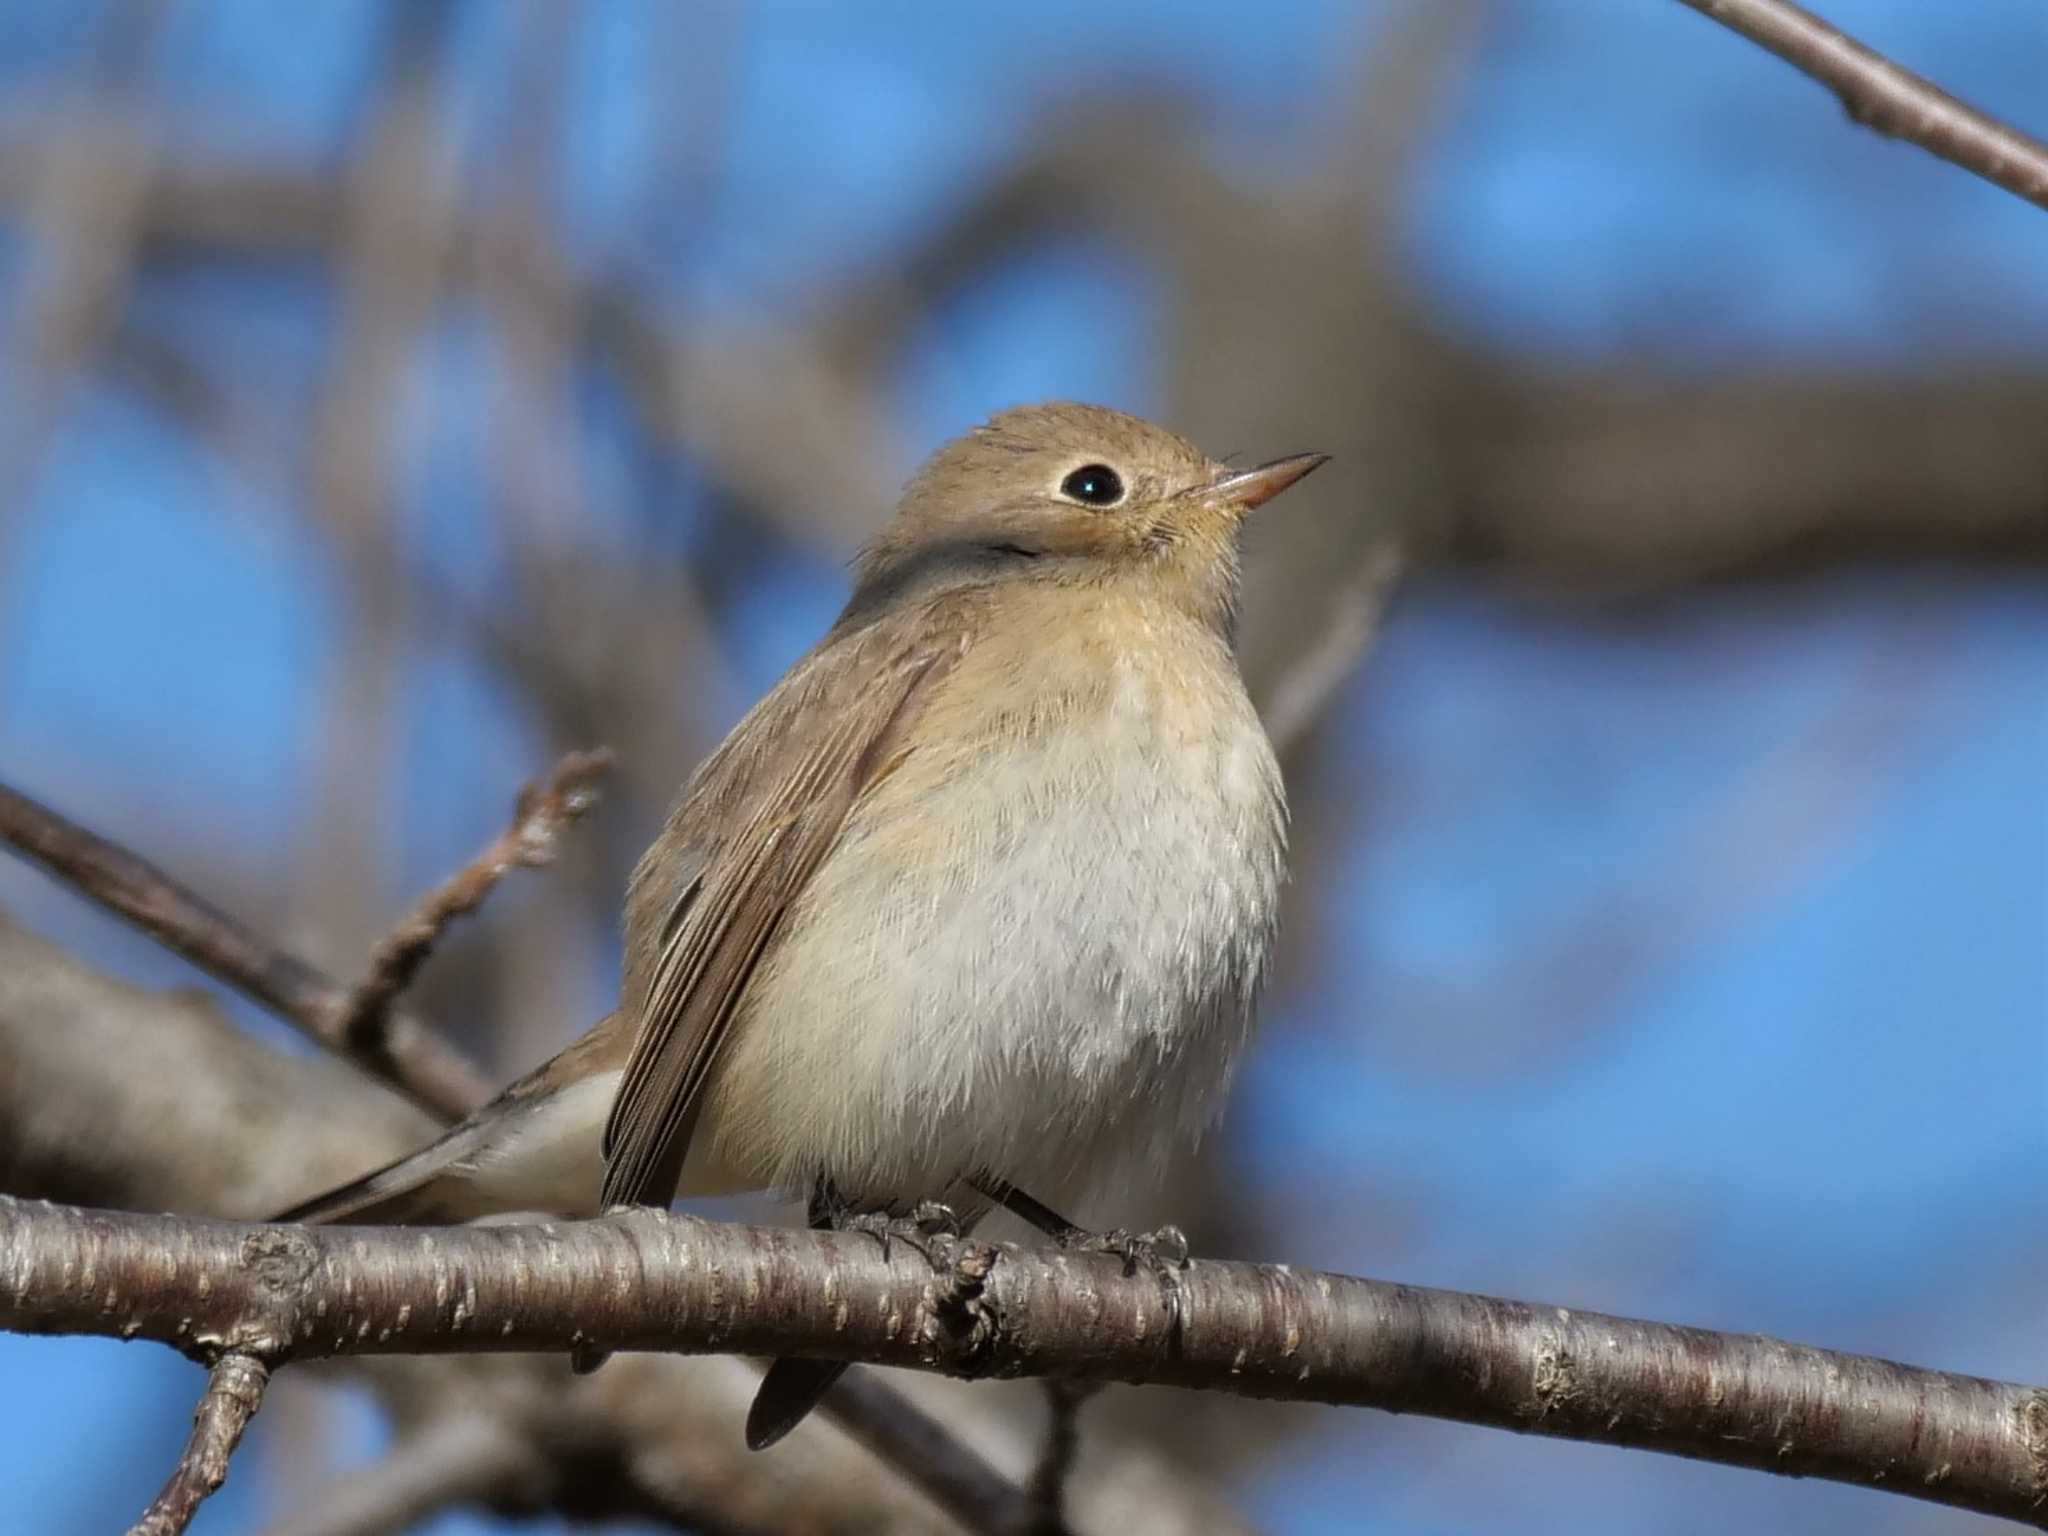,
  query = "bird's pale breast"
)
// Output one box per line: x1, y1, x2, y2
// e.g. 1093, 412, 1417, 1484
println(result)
691, 595, 1287, 1211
